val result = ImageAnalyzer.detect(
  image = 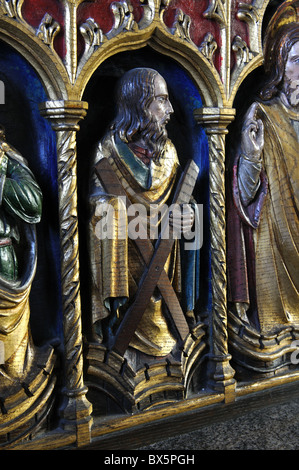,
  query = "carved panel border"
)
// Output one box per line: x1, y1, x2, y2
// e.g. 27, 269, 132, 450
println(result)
0, 0, 298, 450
